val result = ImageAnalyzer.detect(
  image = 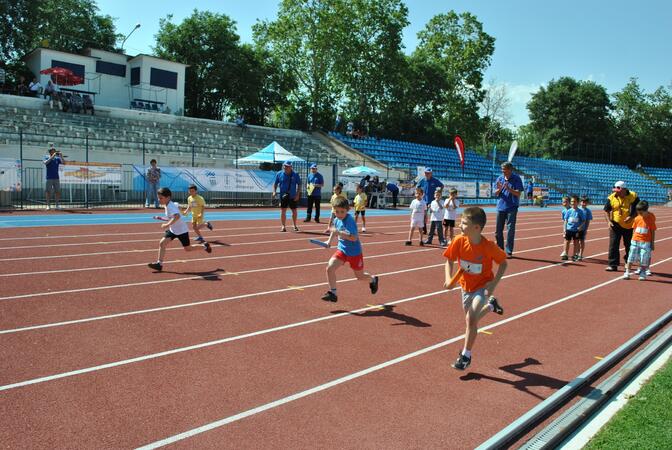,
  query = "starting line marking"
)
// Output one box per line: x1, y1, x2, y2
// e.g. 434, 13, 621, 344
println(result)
479, 330, 493, 335
287, 285, 304, 291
